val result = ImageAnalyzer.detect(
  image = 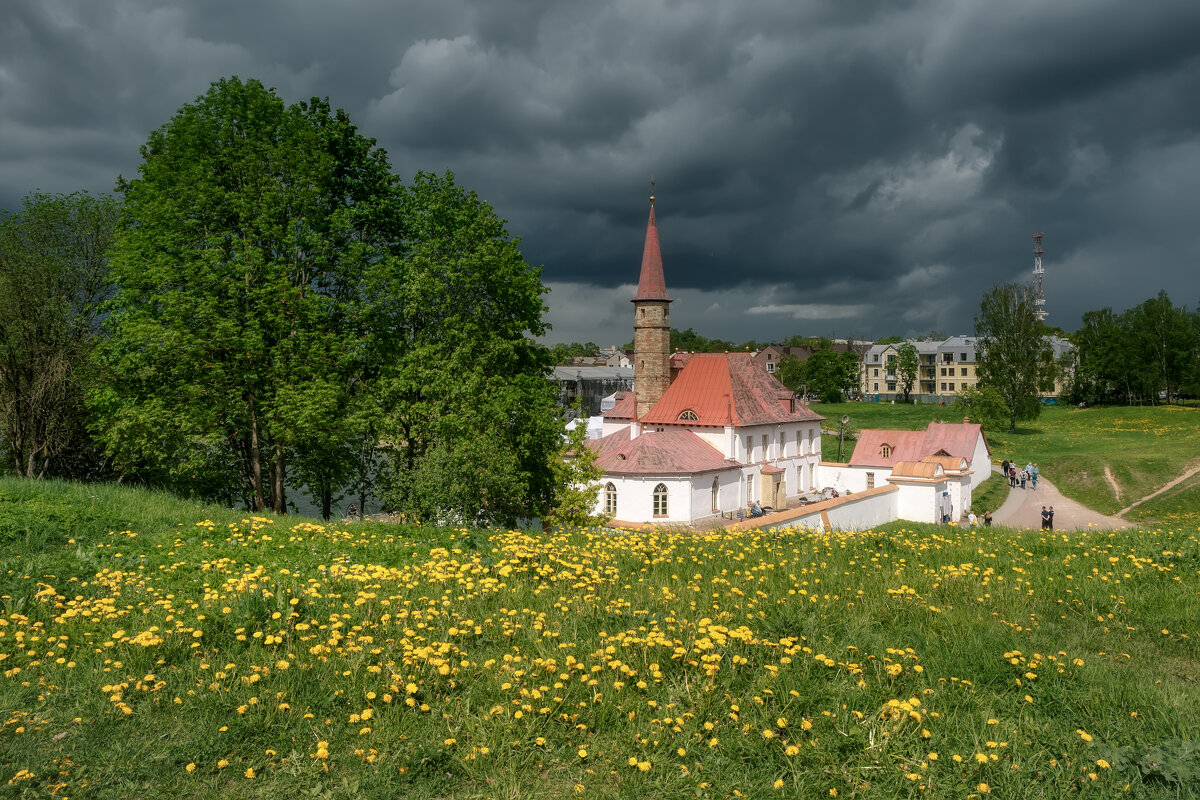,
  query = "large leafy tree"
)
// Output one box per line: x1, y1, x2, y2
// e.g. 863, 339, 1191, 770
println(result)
373, 172, 562, 527
805, 347, 860, 403
895, 342, 919, 402
96, 77, 397, 512
0, 192, 118, 478
975, 283, 1054, 432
